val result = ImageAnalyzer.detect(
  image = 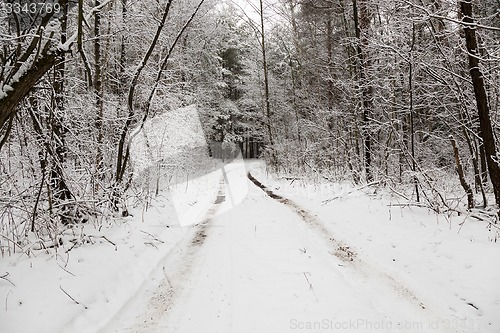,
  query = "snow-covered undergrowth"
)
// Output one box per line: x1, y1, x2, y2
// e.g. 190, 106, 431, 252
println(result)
0, 157, 227, 333
0, 103, 243, 332
252, 166, 500, 332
